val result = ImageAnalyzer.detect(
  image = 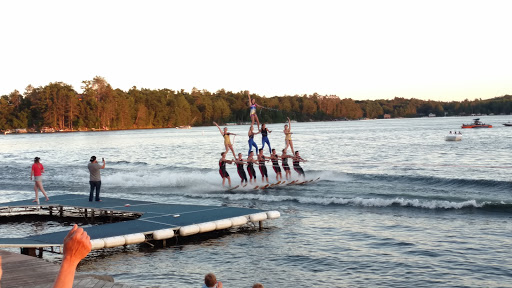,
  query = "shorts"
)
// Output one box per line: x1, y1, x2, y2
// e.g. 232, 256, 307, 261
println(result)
248, 166, 256, 179
294, 166, 305, 177
34, 176, 43, 182
273, 166, 281, 173
237, 169, 248, 182
283, 165, 290, 171
219, 169, 229, 178
259, 165, 268, 178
